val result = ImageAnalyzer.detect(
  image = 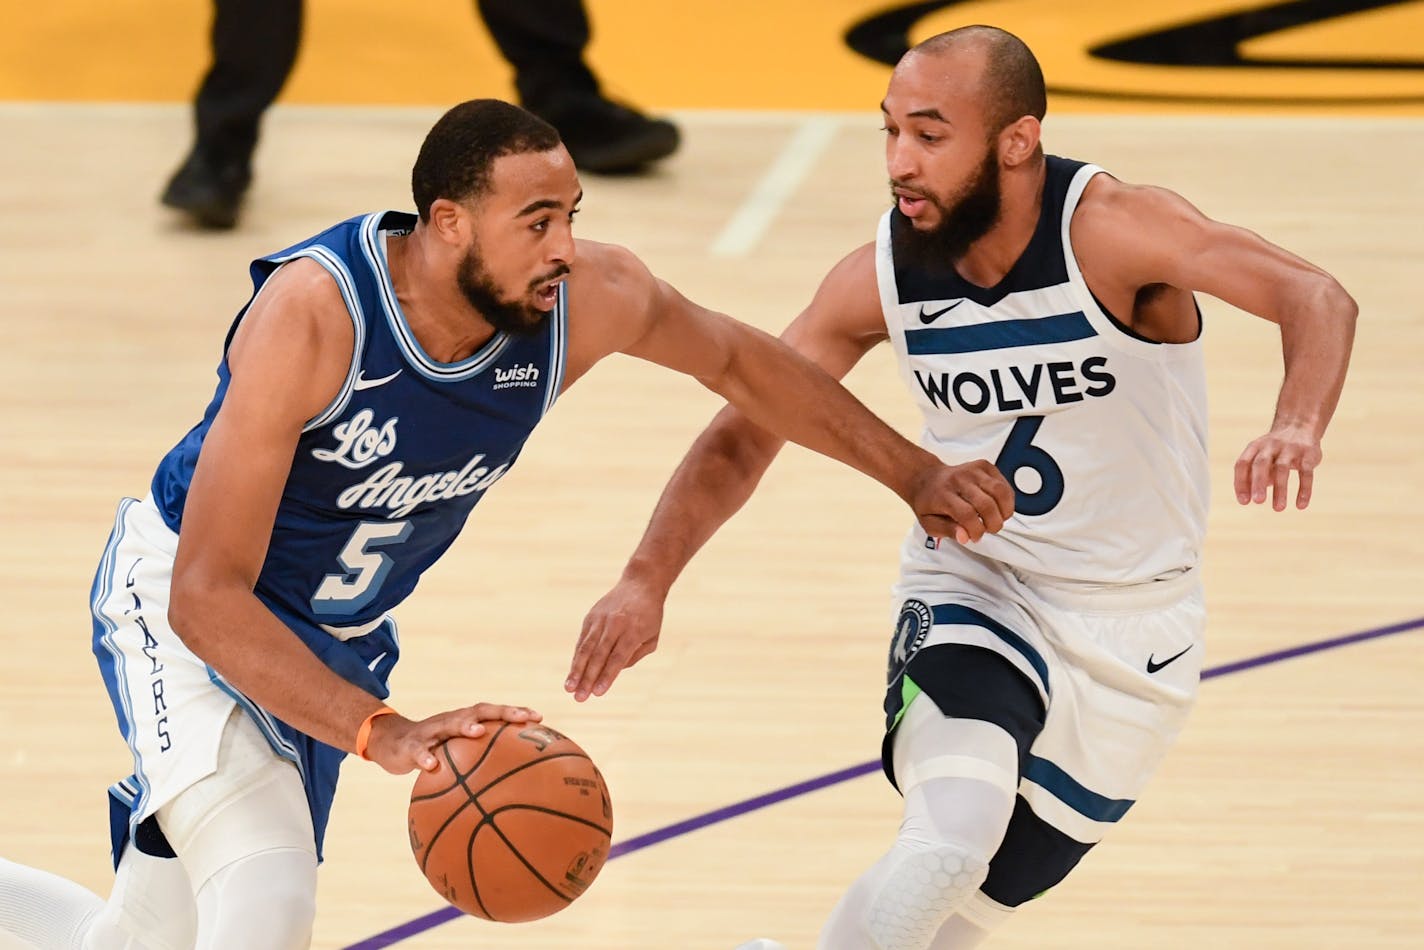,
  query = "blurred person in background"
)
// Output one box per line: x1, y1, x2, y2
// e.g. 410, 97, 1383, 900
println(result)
162, 0, 680, 229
